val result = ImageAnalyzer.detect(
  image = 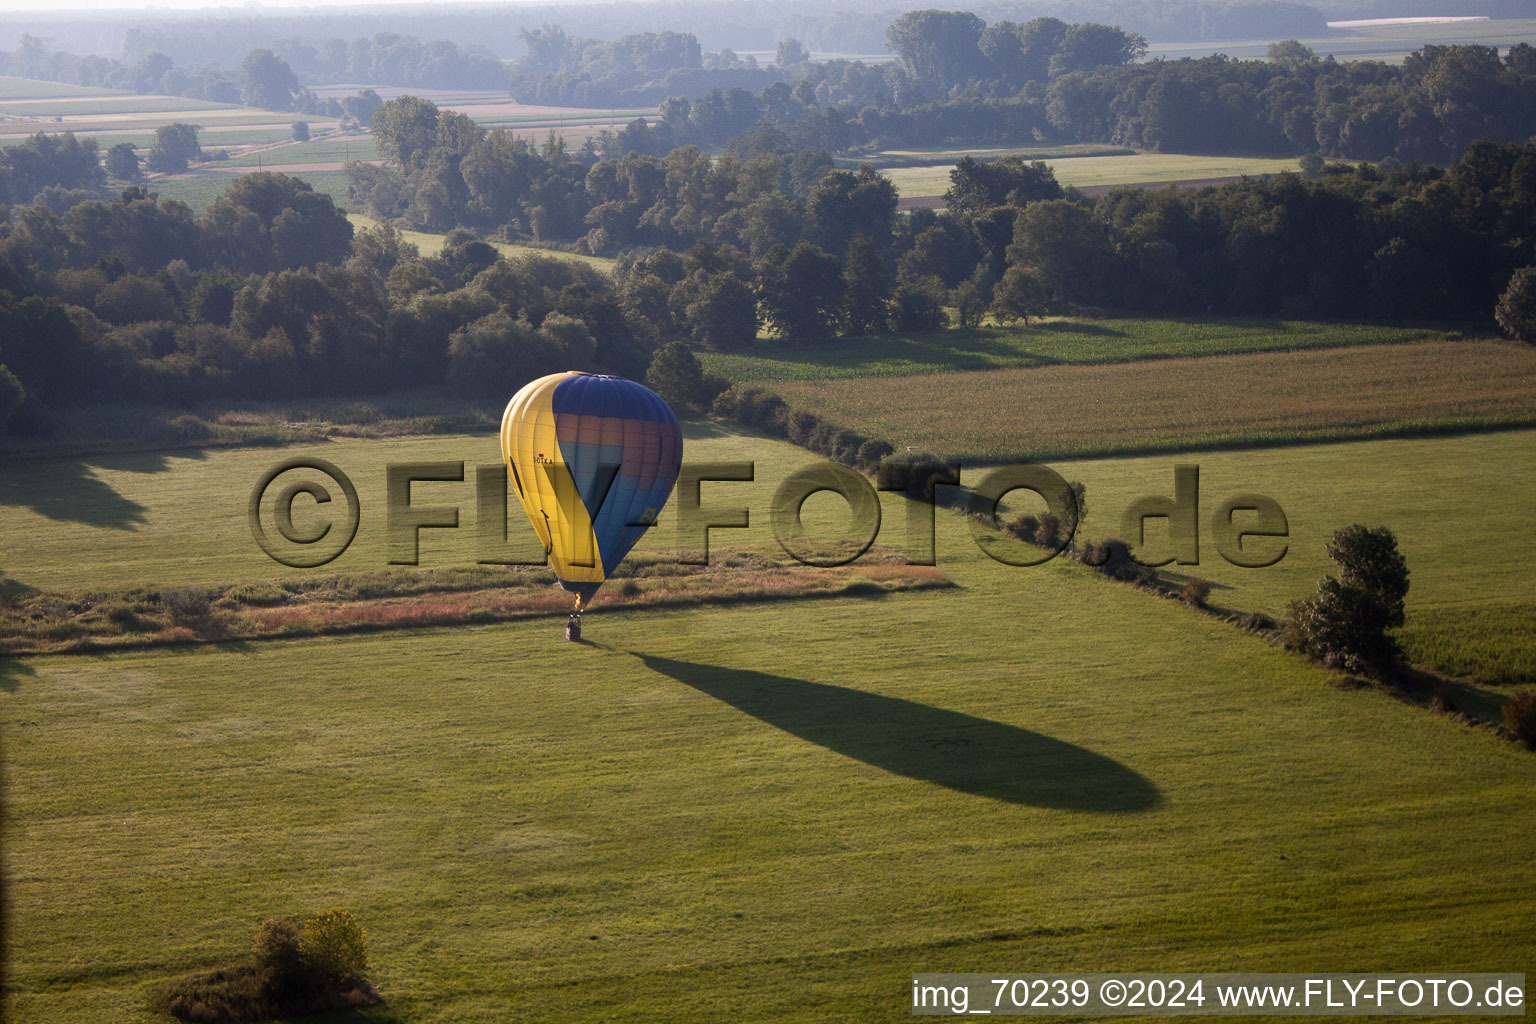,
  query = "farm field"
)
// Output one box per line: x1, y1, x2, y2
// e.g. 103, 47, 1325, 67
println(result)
766, 337, 1536, 461
704, 318, 1444, 382
1147, 16, 1536, 62
4, 425, 1536, 1022
223, 135, 380, 166
1042, 429, 1536, 687
347, 214, 616, 272
149, 168, 355, 213
881, 152, 1303, 200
